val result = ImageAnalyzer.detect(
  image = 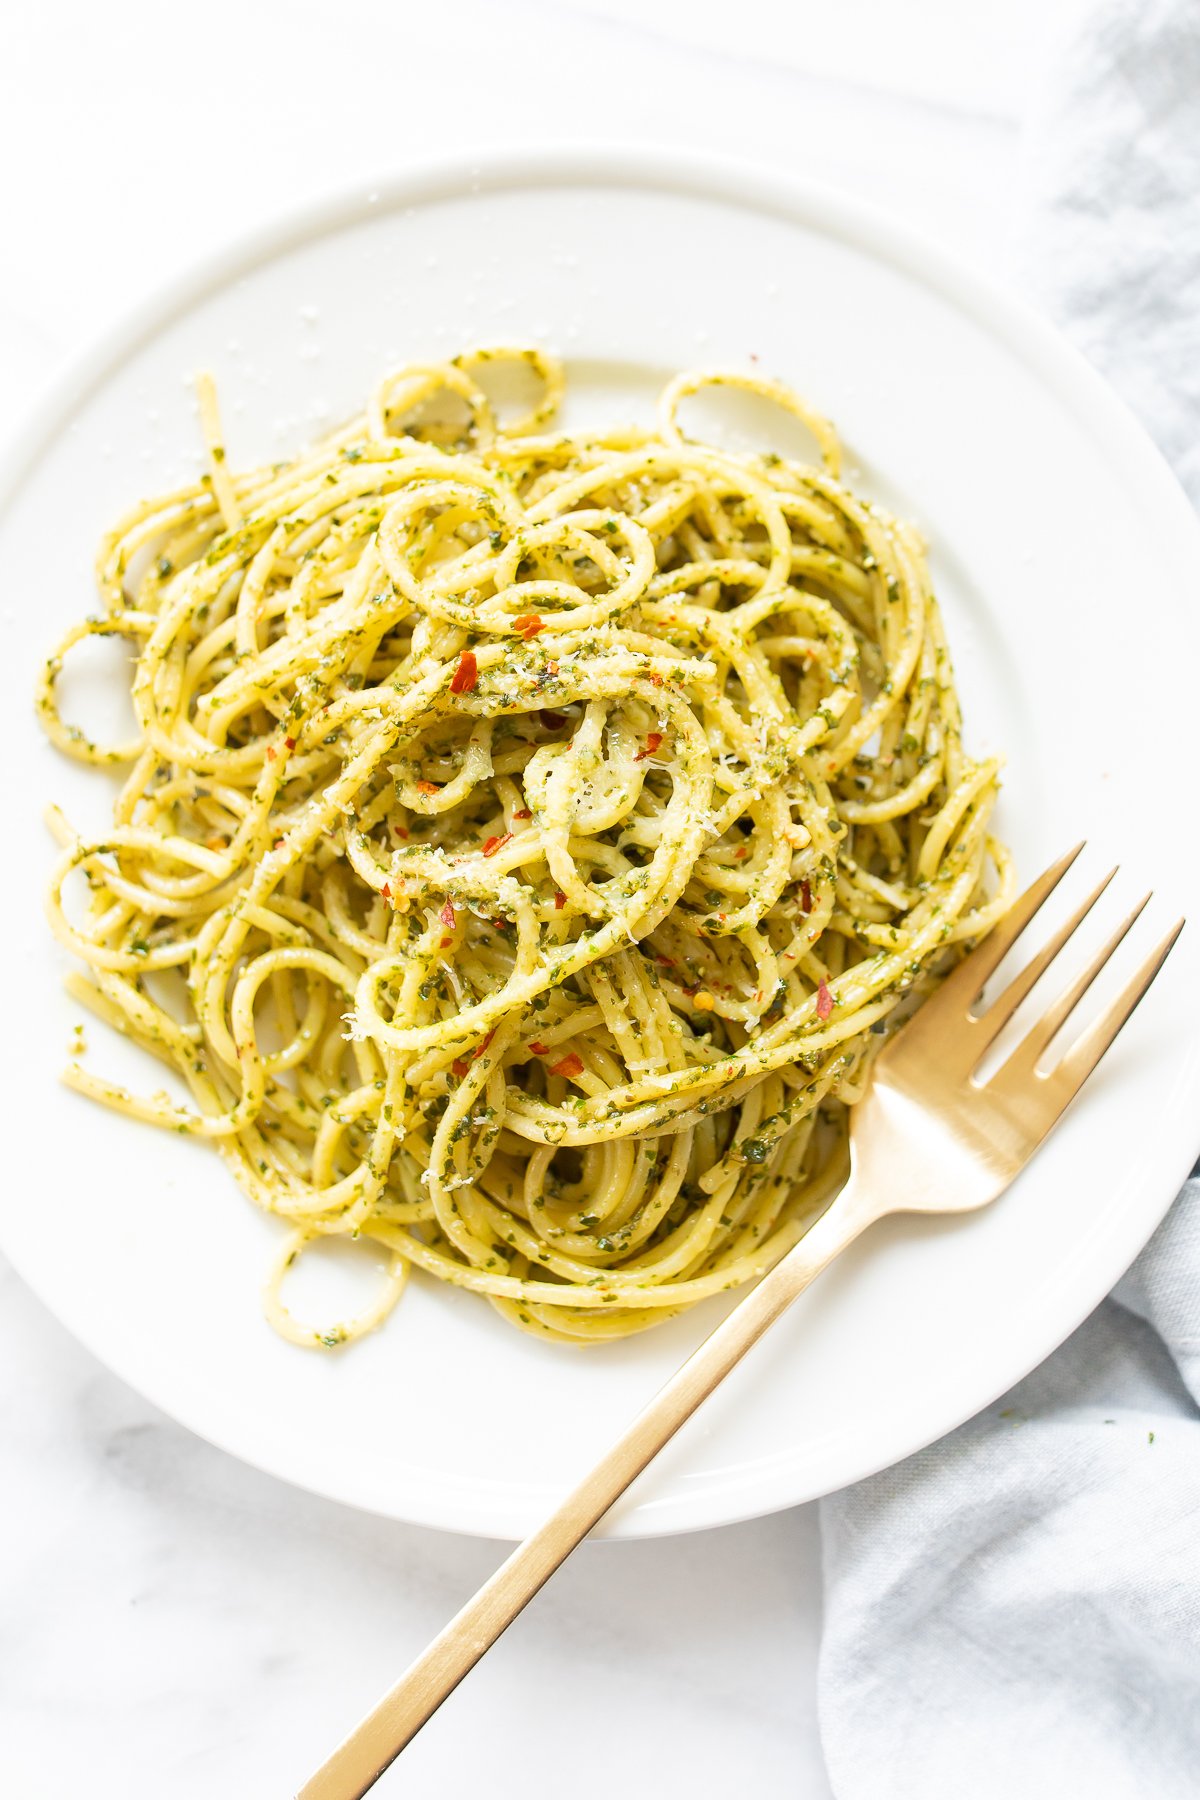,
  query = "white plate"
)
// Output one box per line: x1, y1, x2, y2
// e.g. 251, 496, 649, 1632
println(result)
4, 149, 1199, 1541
